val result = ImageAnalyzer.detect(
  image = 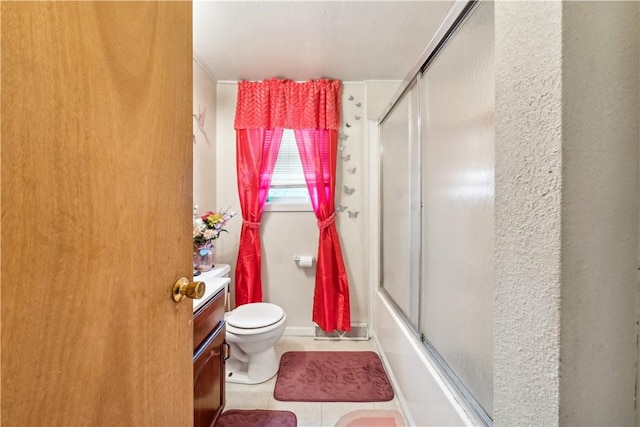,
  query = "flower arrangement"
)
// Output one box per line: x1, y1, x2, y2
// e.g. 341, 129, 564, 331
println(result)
193, 208, 236, 247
